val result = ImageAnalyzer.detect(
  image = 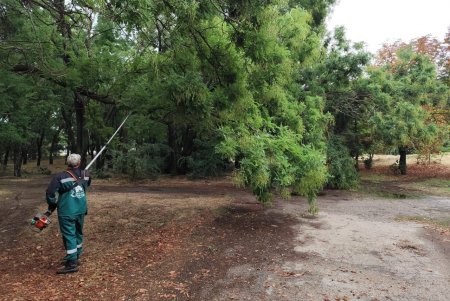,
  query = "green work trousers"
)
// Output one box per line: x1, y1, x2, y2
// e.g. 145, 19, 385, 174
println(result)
58, 214, 85, 261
